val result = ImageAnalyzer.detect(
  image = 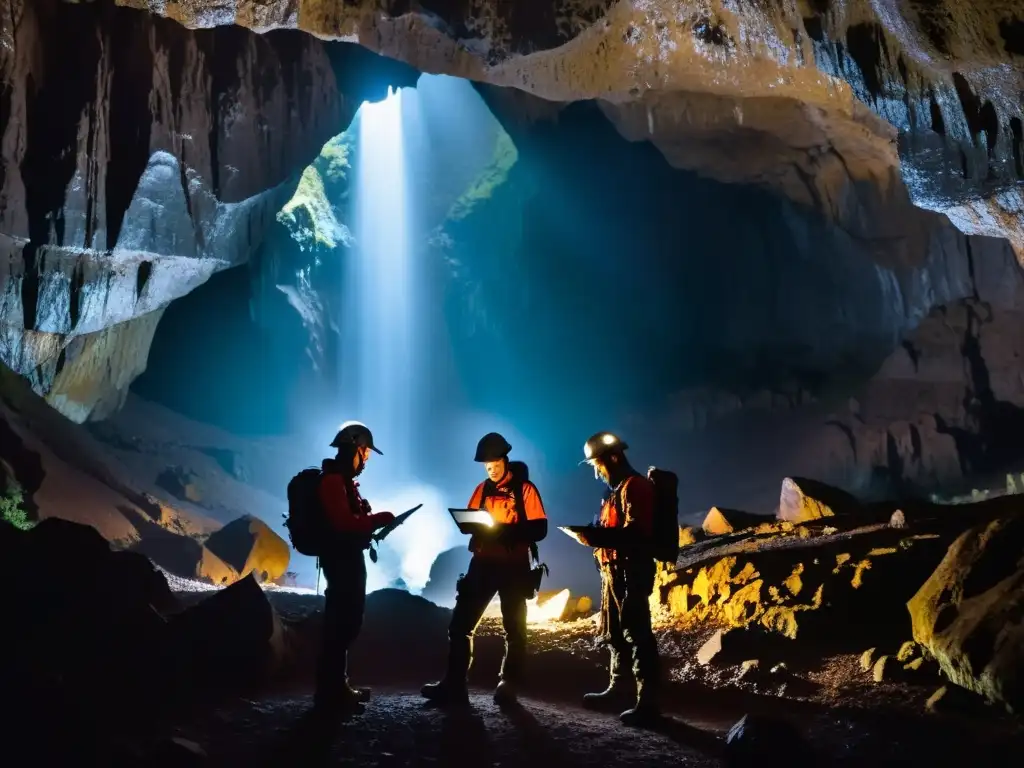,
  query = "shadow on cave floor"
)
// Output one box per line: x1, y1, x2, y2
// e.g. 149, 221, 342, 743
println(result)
176, 654, 1024, 768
